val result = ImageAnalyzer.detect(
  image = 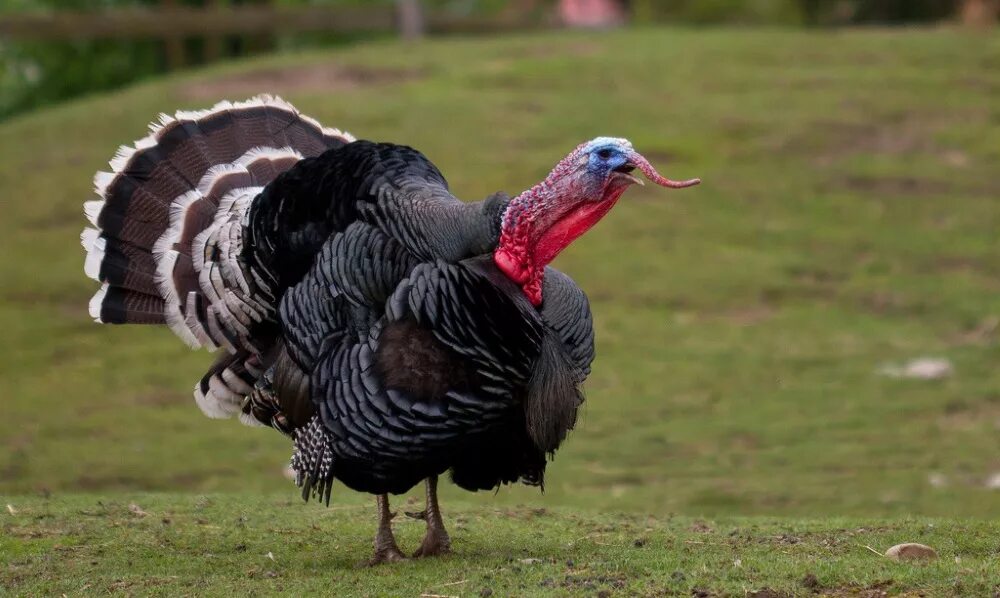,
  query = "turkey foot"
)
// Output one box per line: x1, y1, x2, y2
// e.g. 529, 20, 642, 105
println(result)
412, 476, 451, 558
366, 494, 407, 566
